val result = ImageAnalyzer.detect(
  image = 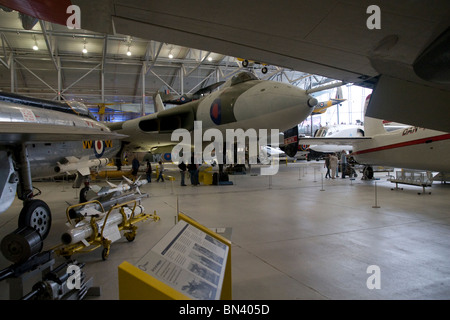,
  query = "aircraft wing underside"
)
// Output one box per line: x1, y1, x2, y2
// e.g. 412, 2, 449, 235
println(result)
0, 122, 127, 143
298, 137, 371, 146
